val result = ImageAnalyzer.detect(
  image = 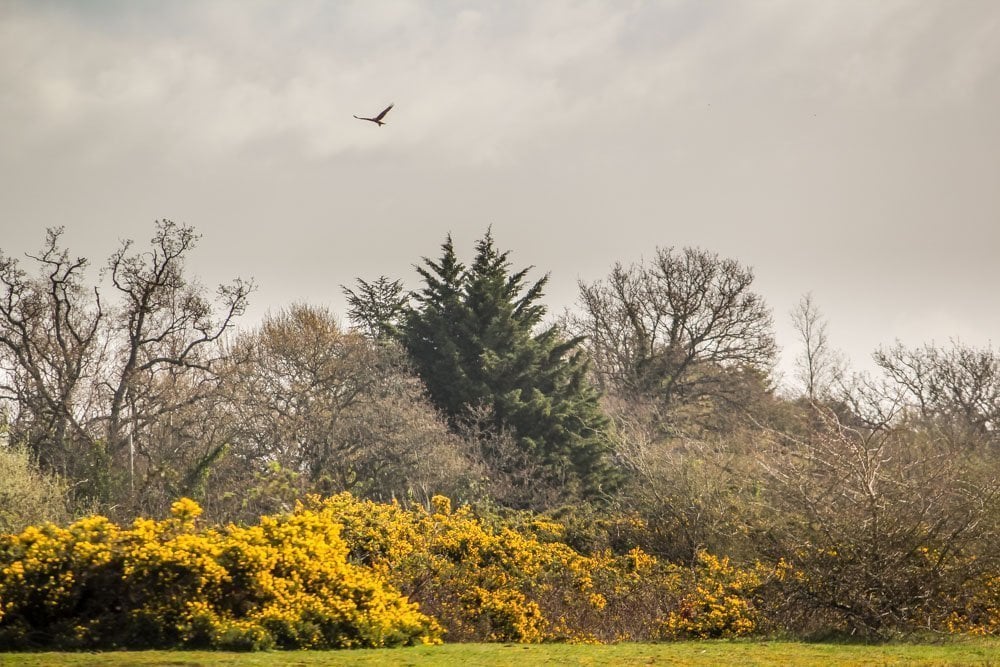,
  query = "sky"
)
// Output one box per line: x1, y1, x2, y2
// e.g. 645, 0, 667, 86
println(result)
1, 0, 999, 386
